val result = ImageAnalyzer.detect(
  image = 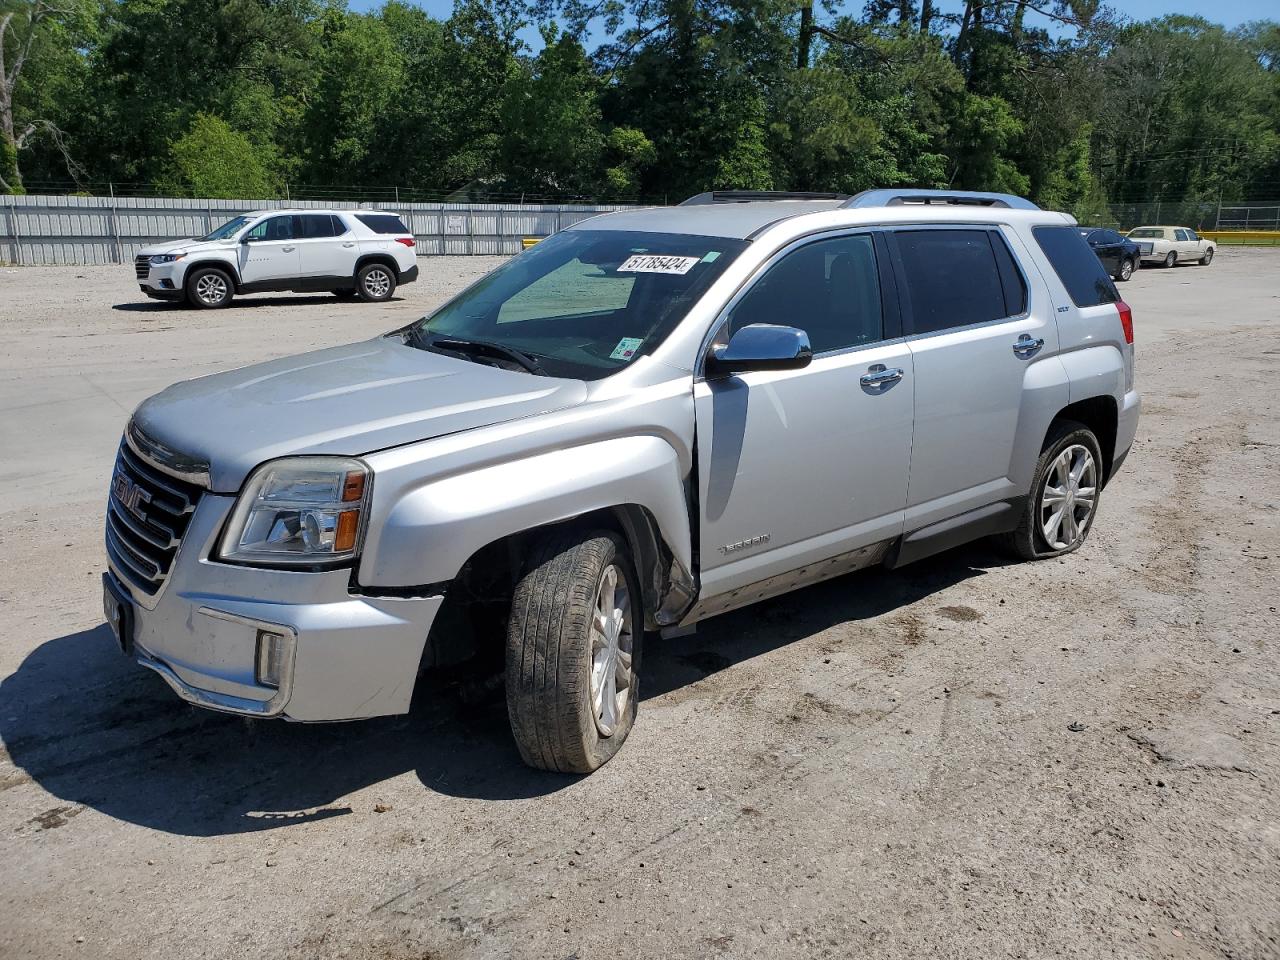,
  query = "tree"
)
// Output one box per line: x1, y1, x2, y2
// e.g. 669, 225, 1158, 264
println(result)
0, 0, 92, 192
163, 112, 279, 198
